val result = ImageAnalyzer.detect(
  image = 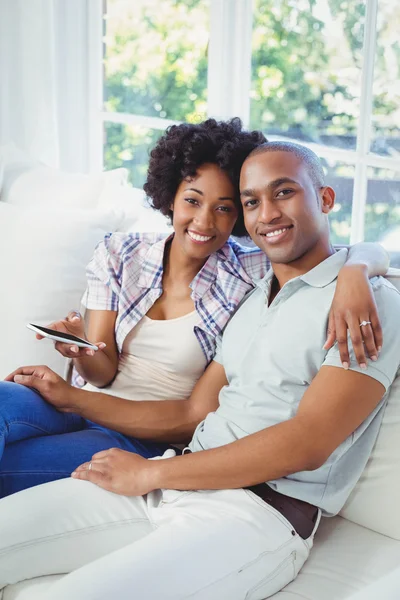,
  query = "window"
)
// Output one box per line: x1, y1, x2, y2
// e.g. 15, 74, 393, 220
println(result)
90, 0, 400, 265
